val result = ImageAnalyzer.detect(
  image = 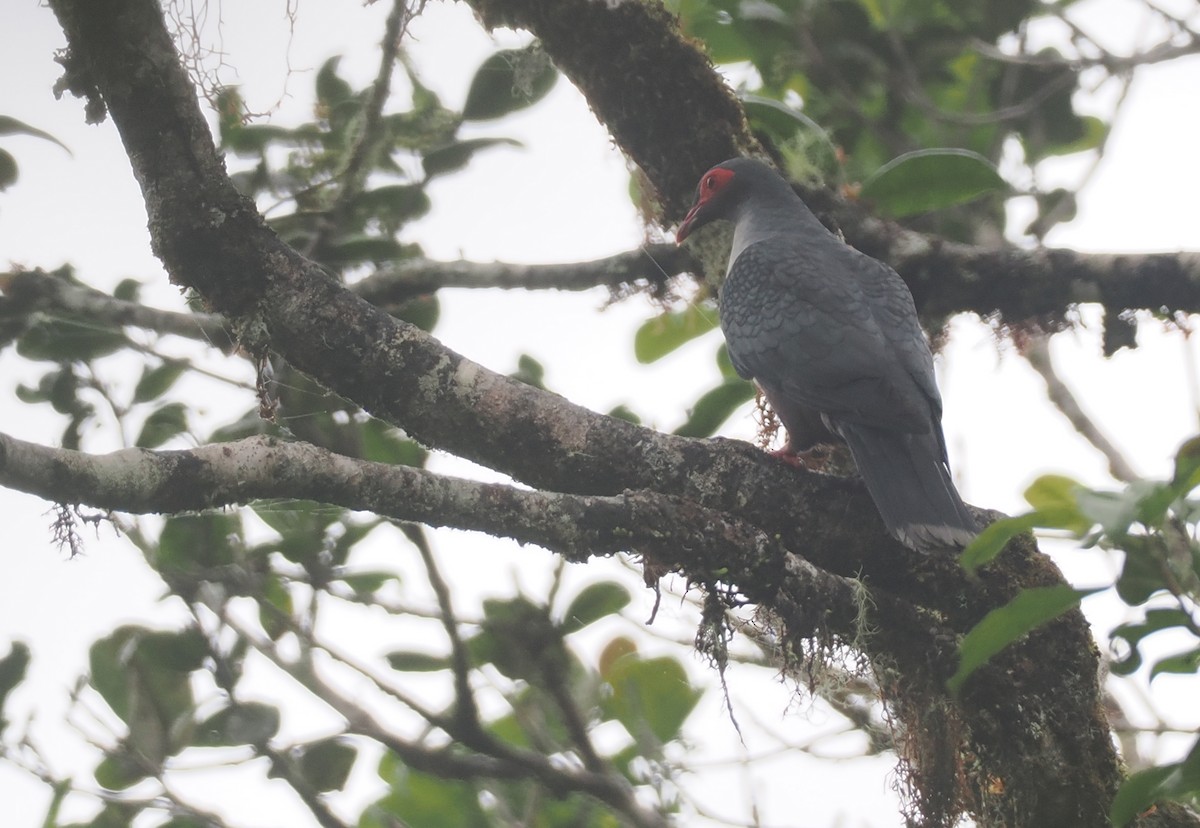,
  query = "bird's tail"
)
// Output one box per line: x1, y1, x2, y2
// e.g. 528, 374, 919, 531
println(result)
836, 423, 977, 551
